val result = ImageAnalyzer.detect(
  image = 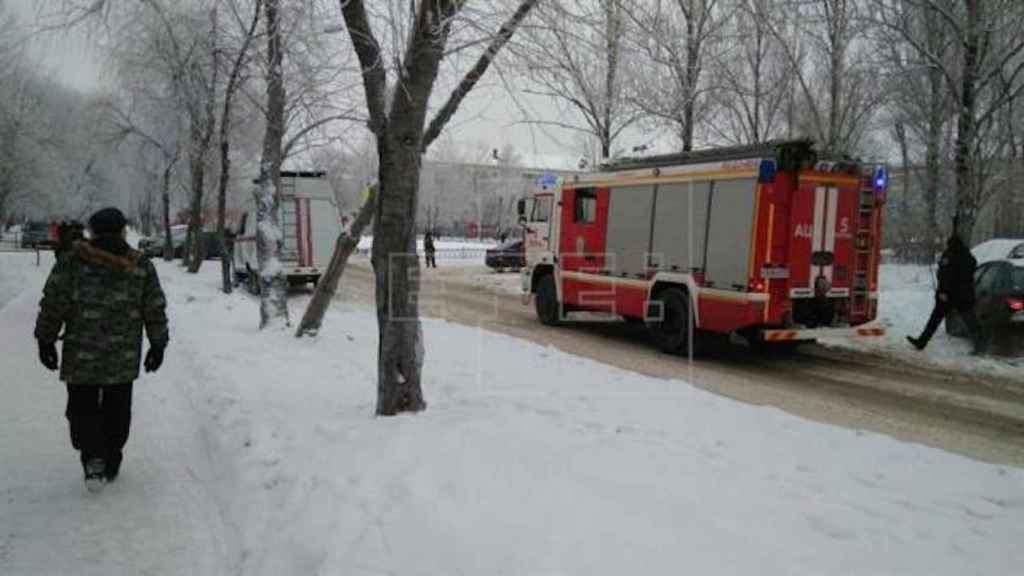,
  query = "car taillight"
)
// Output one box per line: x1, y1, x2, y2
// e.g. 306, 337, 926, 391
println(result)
1009, 298, 1024, 312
